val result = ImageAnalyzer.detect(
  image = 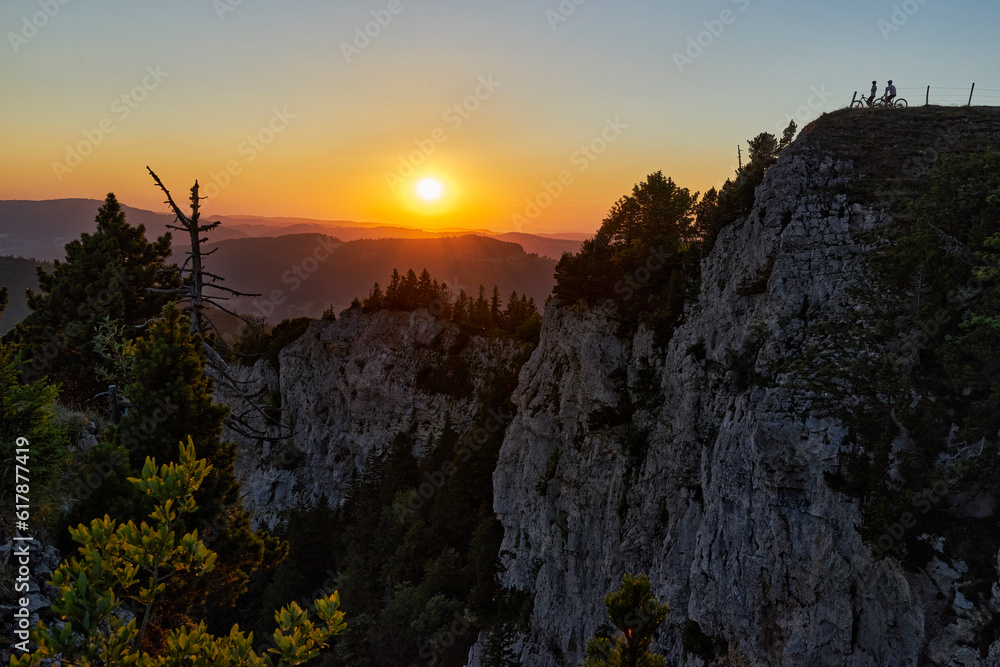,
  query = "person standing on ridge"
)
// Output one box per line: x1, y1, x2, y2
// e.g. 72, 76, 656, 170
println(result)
884, 80, 897, 105
868, 80, 878, 106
